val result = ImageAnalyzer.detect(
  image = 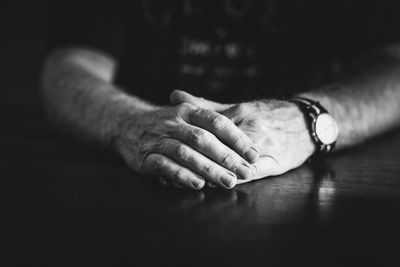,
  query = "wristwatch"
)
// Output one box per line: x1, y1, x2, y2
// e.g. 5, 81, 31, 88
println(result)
290, 96, 339, 153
